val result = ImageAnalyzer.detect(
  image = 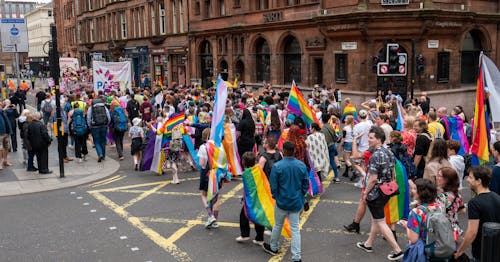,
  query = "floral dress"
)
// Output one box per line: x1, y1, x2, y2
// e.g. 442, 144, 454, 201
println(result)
437, 191, 465, 236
